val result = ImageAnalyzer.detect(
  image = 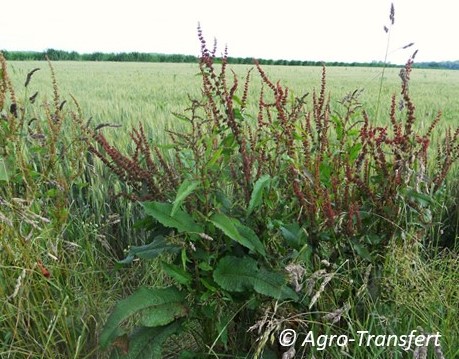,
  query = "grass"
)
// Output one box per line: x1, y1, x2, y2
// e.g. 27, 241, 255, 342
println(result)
1, 58, 458, 357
